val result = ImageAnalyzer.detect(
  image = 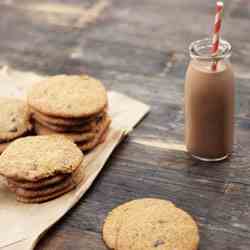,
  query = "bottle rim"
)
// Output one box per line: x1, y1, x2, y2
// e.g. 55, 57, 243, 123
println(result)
189, 38, 232, 61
